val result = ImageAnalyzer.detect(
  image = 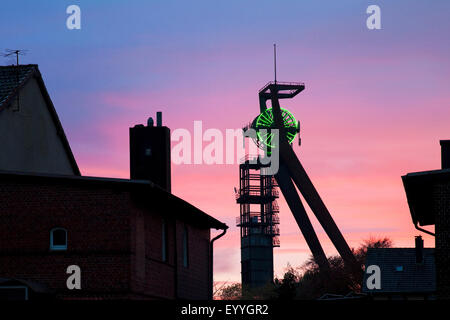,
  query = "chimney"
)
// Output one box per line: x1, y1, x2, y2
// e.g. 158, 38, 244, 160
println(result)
415, 235, 424, 264
156, 111, 162, 127
440, 140, 450, 169
130, 112, 171, 192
